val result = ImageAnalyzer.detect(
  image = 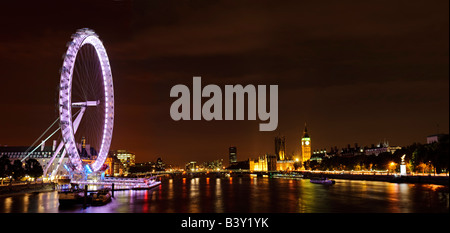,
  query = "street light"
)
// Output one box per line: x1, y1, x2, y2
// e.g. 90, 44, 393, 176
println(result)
389, 162, 396, 175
